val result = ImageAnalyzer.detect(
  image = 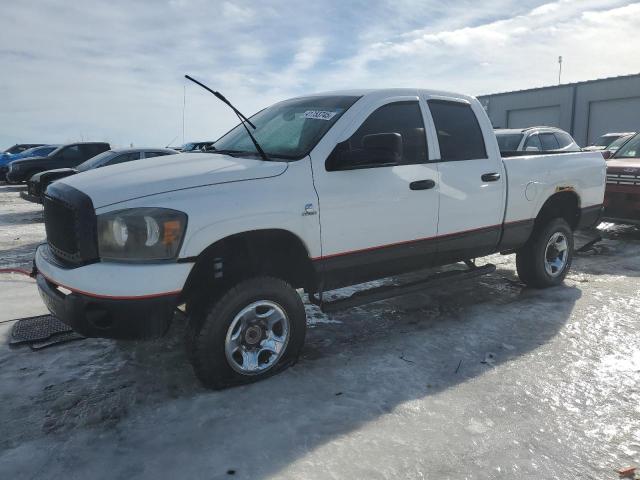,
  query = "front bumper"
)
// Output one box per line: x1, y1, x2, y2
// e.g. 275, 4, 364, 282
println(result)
0, 165, 8, 180
5, 170, 26, 183
20, 190, 41, 204
37, 273, 178, 339
35, 245, 193, 340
